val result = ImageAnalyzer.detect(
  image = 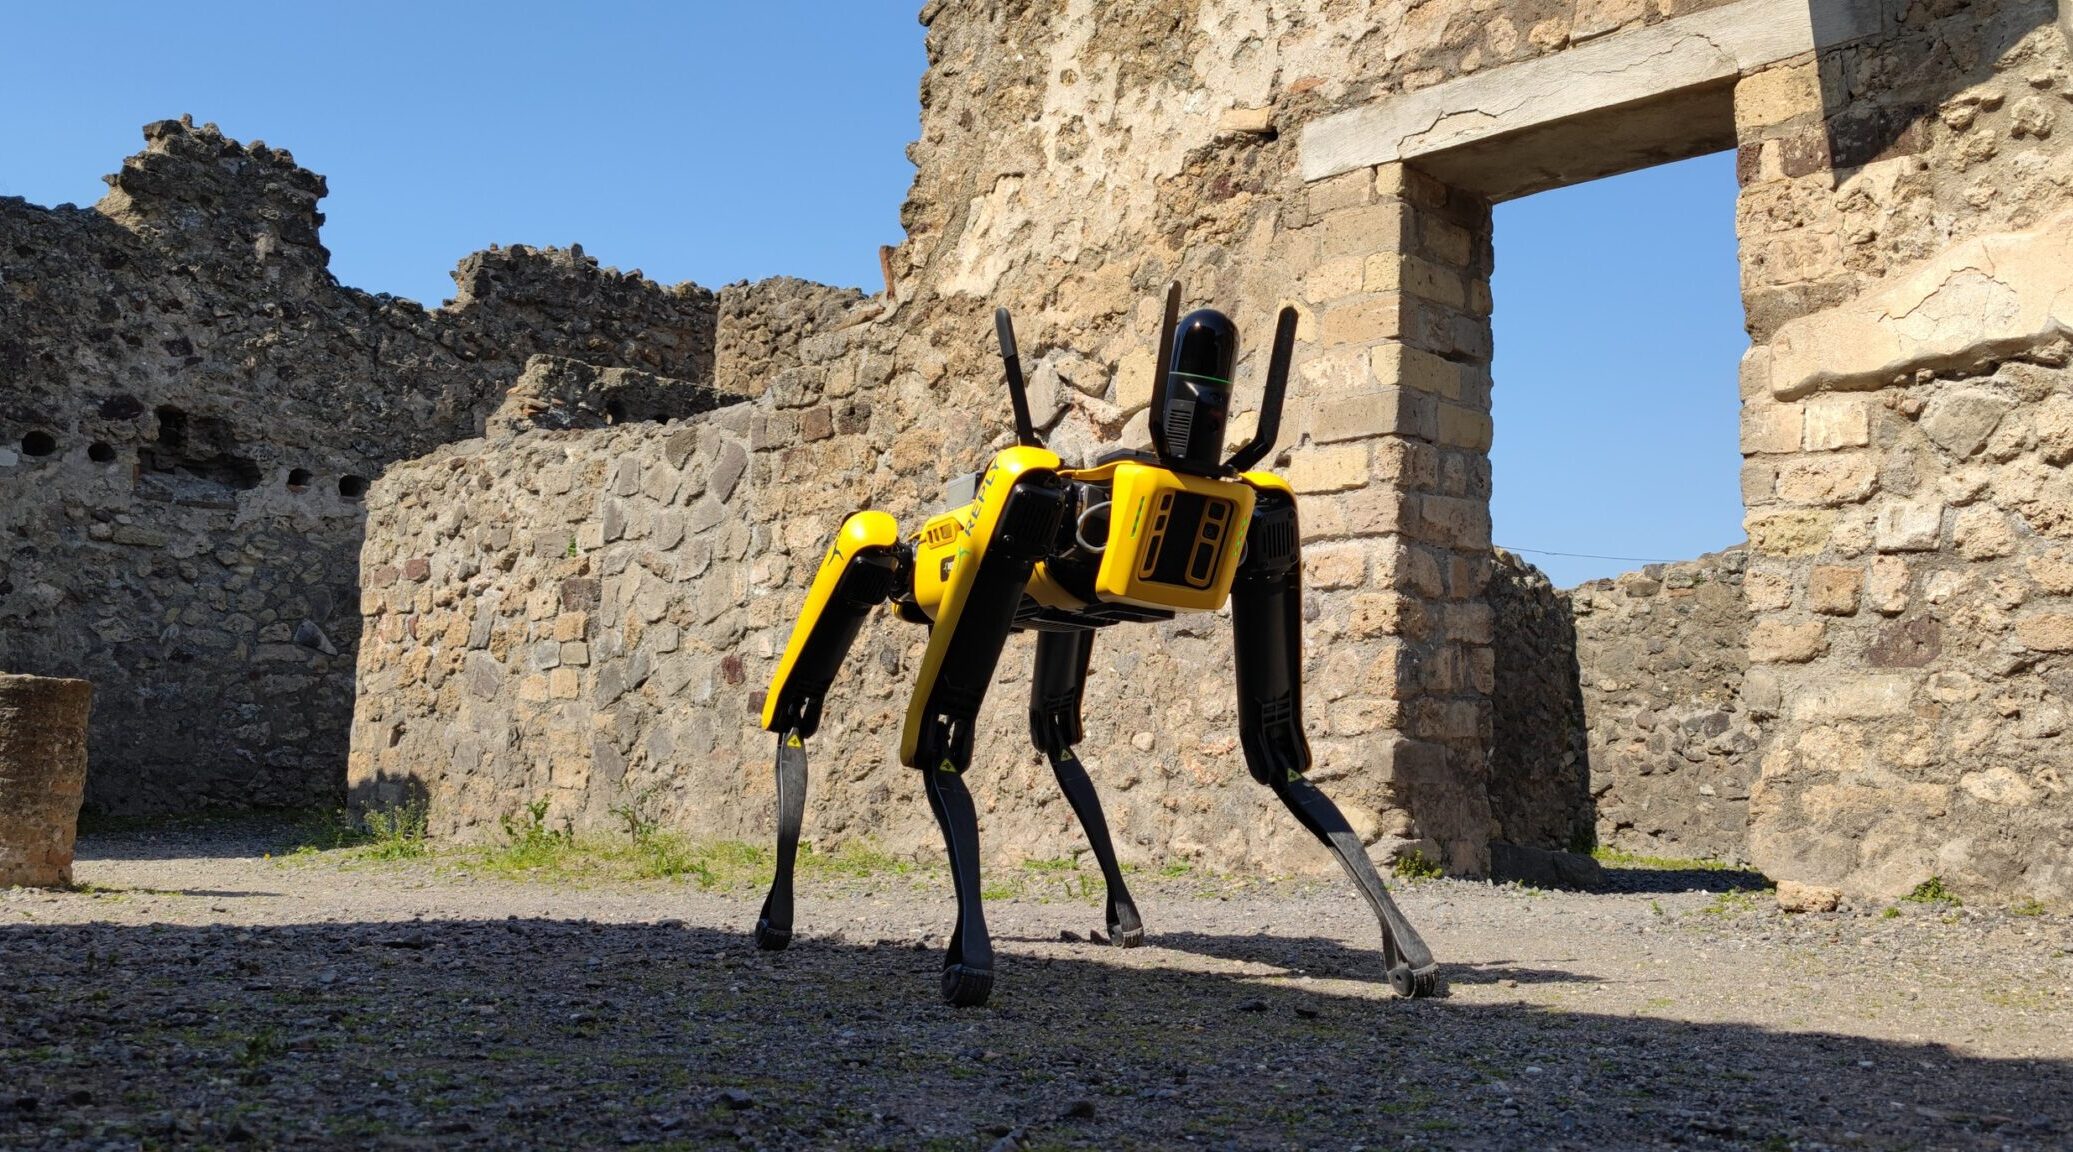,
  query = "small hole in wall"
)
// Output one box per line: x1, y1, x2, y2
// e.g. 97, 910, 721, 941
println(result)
287, 468, 313, 491
88, 441, 117, 463
21, 431, 57, 457
338, 475, 369, 500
